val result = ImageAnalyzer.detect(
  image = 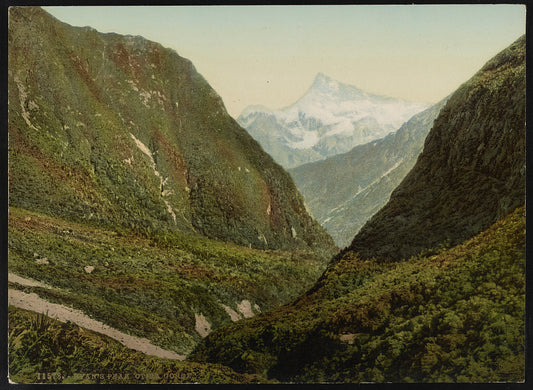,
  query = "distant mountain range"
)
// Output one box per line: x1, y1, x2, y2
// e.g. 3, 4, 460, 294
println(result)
289, 98, 448, 247
237, 73, 428, 169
